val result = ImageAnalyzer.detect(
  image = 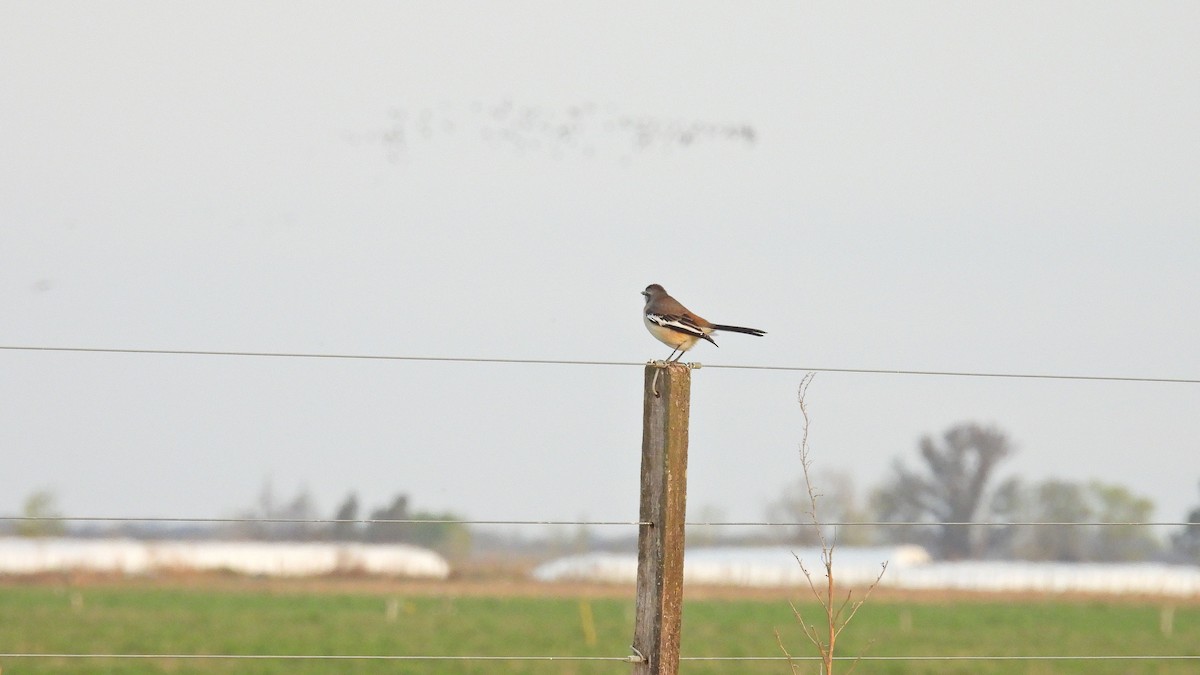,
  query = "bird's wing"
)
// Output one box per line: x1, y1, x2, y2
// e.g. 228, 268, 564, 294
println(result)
646, 312, 710, 339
